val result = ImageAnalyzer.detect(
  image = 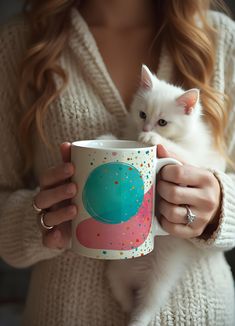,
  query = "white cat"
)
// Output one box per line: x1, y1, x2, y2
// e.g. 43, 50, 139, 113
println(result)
124, 65, 225, 171
104, 65, 225, 326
